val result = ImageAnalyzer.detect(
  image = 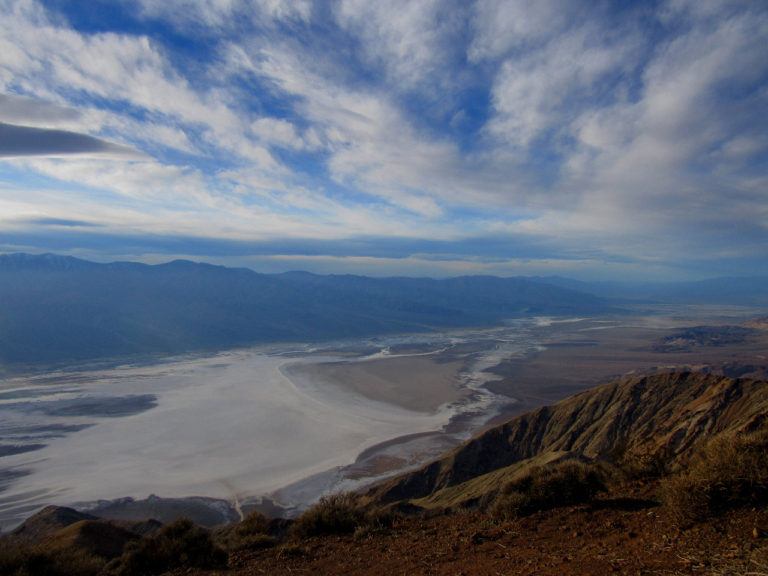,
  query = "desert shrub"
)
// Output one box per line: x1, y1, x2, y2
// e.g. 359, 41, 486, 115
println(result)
220, 510, 278, 551
289, 493, 363, 539
0, 545, 103, 576
491, 460, 607, 519
289, 493, 393, 540
663, 429, 768, 523
107, 517, 226, 575
613, 443, 670, 481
